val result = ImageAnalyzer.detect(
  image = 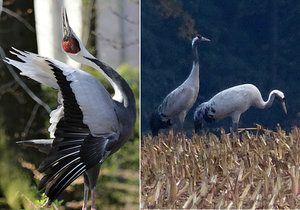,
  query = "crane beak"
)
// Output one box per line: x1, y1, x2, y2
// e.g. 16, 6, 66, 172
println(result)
62, 8, 72, 37
281, 101, 287, 114
201, 36, 211, 42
